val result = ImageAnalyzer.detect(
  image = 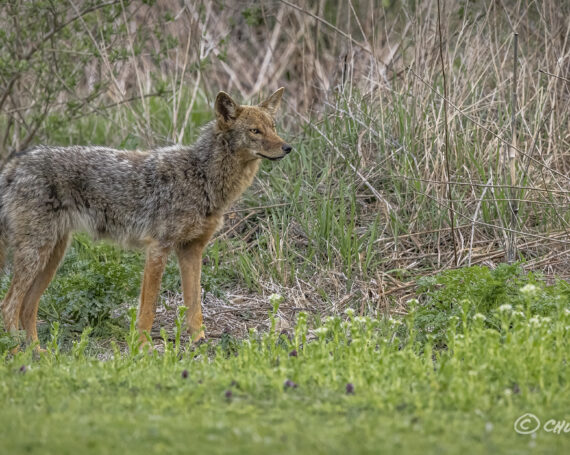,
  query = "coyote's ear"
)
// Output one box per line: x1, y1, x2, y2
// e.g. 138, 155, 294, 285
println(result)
259, 87, 284, 116
215, 91, 239, 127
